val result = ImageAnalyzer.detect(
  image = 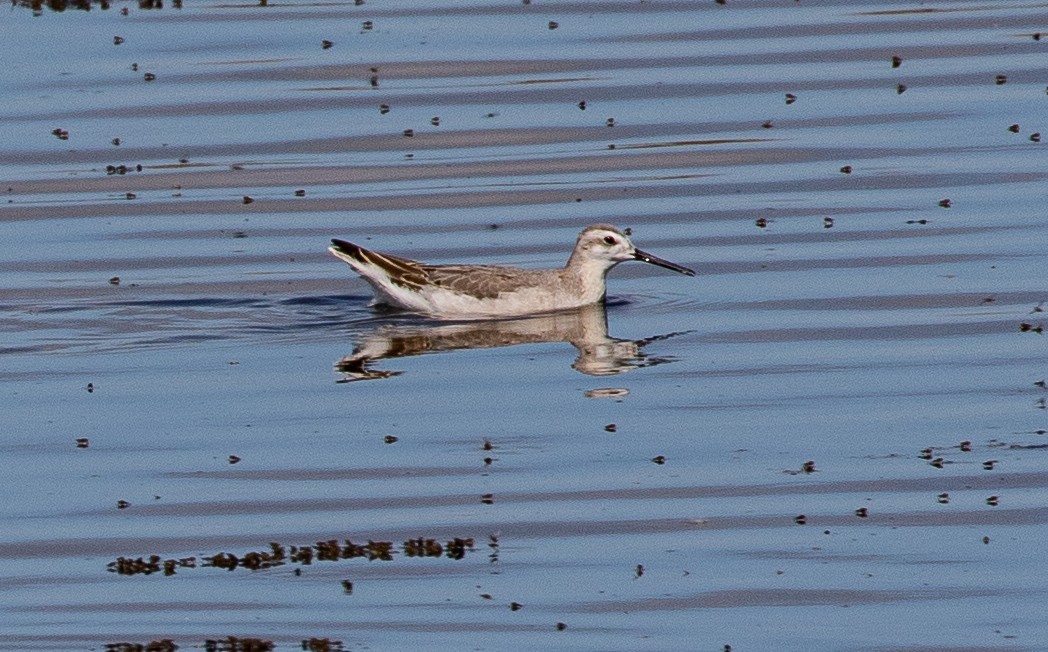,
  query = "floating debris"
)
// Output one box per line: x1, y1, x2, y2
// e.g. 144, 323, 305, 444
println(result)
104, 640, 176, 652
108, 537, 476, 577
584, 388, 629, 399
